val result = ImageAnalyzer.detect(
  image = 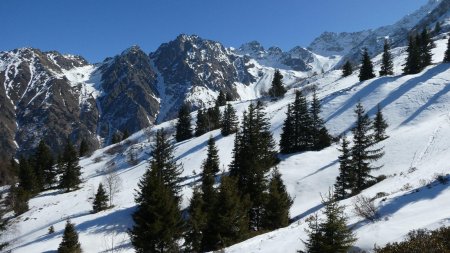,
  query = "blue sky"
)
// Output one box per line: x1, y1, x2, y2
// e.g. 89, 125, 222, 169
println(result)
0, 0, 428, 62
